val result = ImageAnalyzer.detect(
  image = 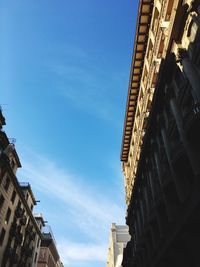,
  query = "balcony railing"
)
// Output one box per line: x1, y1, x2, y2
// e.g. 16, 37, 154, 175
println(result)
5, 247, 15, 257
20, 215, 27, 225
24, 247, 33, 257
26, 225, 33, 233
10, 223, 23, 244
15, 206, 24, 218
5, 248, 19, 263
